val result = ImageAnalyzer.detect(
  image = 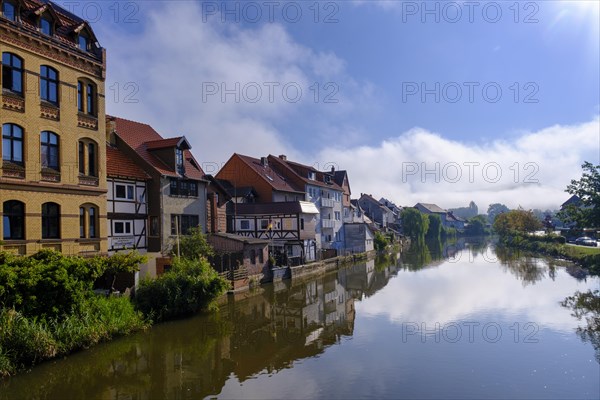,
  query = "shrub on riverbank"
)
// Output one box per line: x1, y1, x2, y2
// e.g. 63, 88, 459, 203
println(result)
133, 257, 229, 322
0, 250, 149, 377
499, 234, 600, 274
